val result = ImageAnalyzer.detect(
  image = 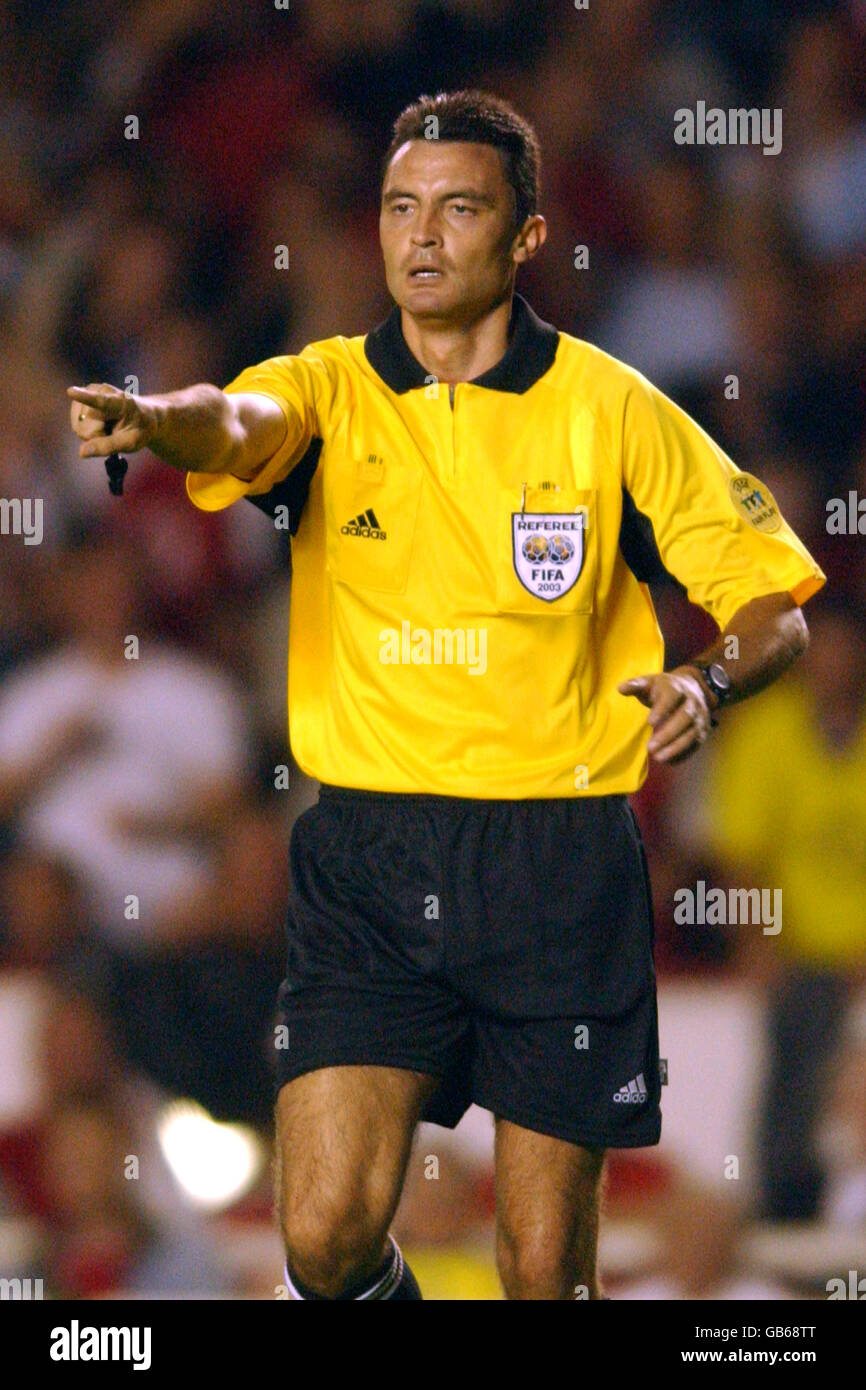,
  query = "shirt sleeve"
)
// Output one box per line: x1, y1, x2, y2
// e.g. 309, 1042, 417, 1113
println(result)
619, 370, 826, 630
185, 346, 332, 512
